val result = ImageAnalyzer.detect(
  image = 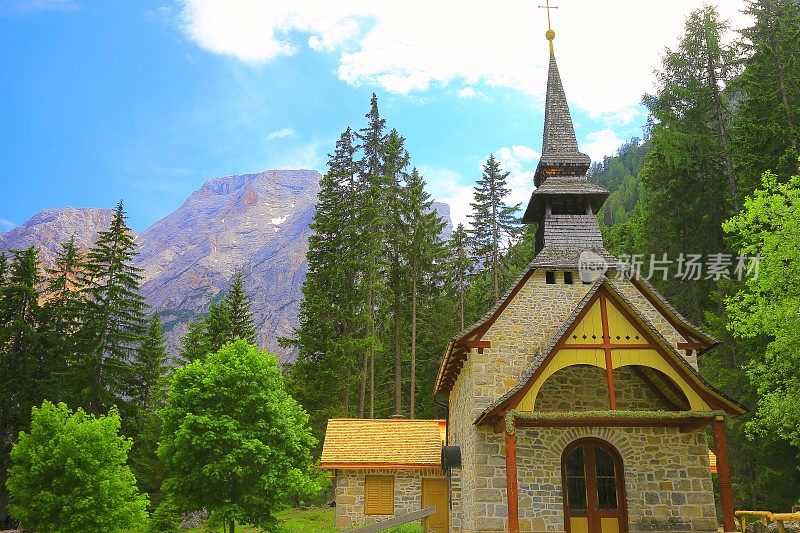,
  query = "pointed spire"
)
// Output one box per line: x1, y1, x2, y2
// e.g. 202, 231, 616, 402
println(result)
533, 34, 591, 187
